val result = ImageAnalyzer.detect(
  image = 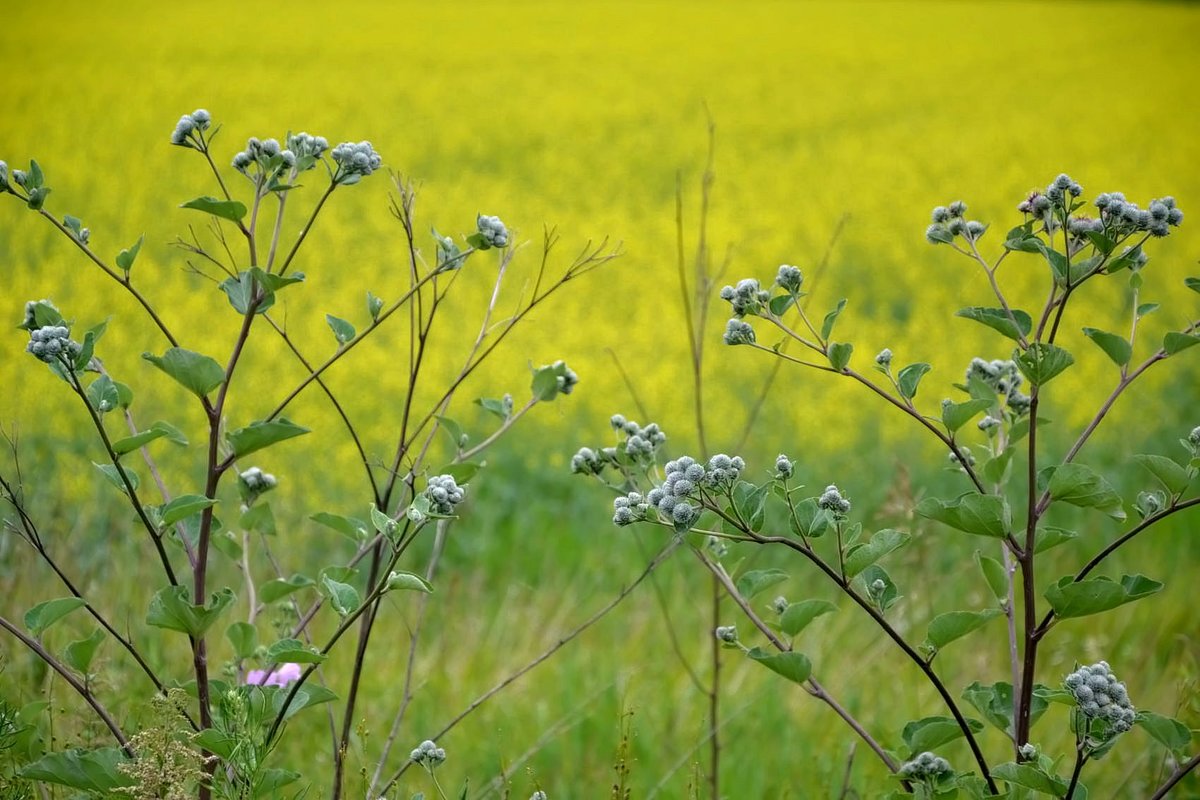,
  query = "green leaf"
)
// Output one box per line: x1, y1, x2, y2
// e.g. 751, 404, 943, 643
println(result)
114, 381, 134, 409
93, 462, 139, 495
897, 363, 931, 399
385, 571, 433, 593
111, 421, 188, 455
240, 502, 276, 535
1047, 463, 1126, 520
820, 298, 847, 341
160, 494, 218, 527
265, 638, 326, 664
21, 299, 65, 330
1132, 454, 1192, 496
115, 234, 143, 272
1034, 525, 1078, 554
475, 396, 511, 420
736, 569, 789, 601
86, 375, 118, 413
63, 628, 105, 674
982, 448, 1014, 485
843, 529, 909, 579
789, 498, 831, 539
901, 716, 985, 757
1082, 328, 1132, 367
974, 551, 1009, 602
146, 586, 236, 637
1044, 573, 1163, 620
248, 267, 305, 293
437, 416, 465, 449
768, 294, 794, 316
991, 762, 1068, 796
180, 195, 247, 223
273, 683, 337, 723
1136, 711, 1191, 754
24, 597, 87, 636
321, 575, 360, 617
827, 341, 853, 371
219, 271, 274, 315
530, 365, 560, 401
732, 481, 769, 532
1164, 332, 1200, 355
925, 609, 1002, 651
746, 647, 811, 685
779, 599, 836, 637
19, 747, 133, 792
194, 729, 239, 760
1014, 342, 1074, 386
254, 768, 302, 796
366, 291, 384, 321
310, 512, 369, 543
859, 564, 901, 612
955, 307, 1032, 342
260, 574, 315, 604
325, 314, 356, 346
227, 417, 310, 458
226, 622, 258, 660
1137, 302, 1159, 318
436, 461, 481, 485
142, 347, 225, 398
1185, 276, 1200, 294
961, 681, 1047, 736
916, 493, 1011, 538
941, 398, 992, 433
